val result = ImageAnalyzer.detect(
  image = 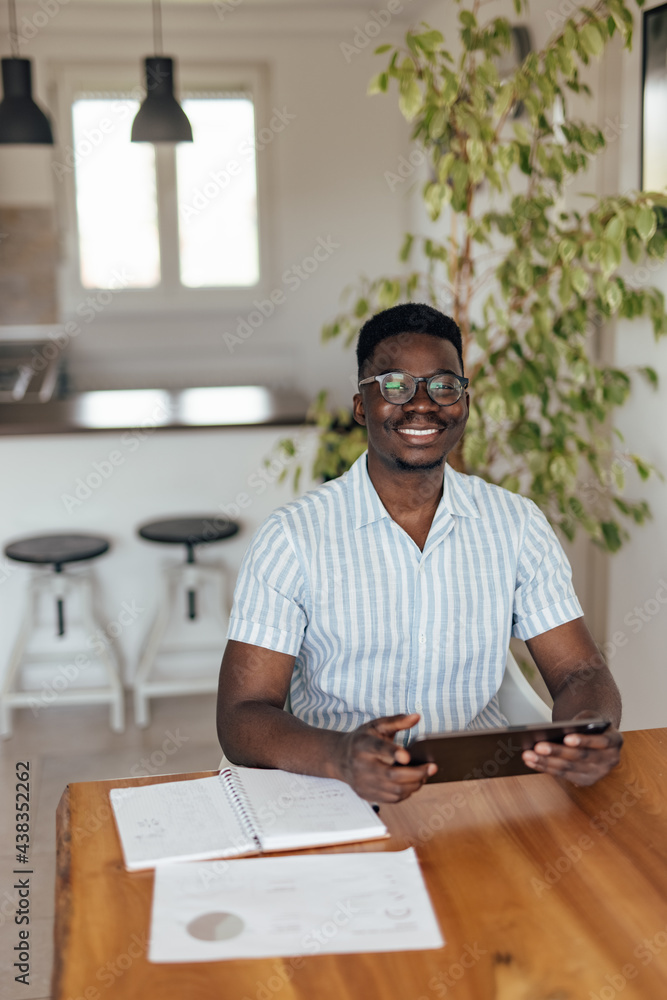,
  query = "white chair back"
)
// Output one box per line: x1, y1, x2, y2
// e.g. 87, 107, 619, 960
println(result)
497, 650, 552, 724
